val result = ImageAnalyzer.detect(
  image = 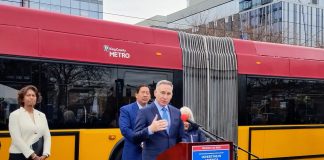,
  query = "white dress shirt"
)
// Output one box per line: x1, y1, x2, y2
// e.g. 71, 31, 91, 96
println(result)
136, 101, 147, 109
8, 107, 51, 158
